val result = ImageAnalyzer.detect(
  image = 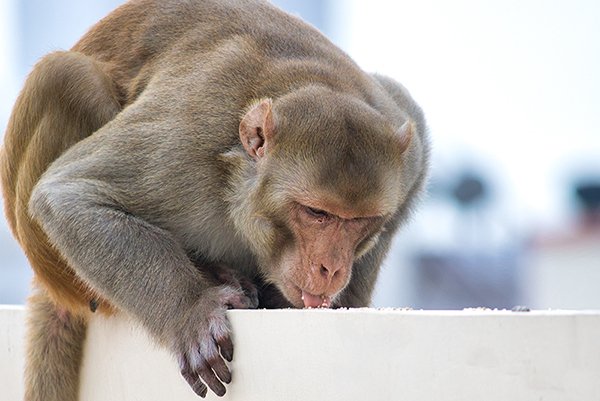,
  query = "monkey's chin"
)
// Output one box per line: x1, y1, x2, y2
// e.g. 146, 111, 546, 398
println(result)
277, 282, 308, 308
277, 284, 304, 308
